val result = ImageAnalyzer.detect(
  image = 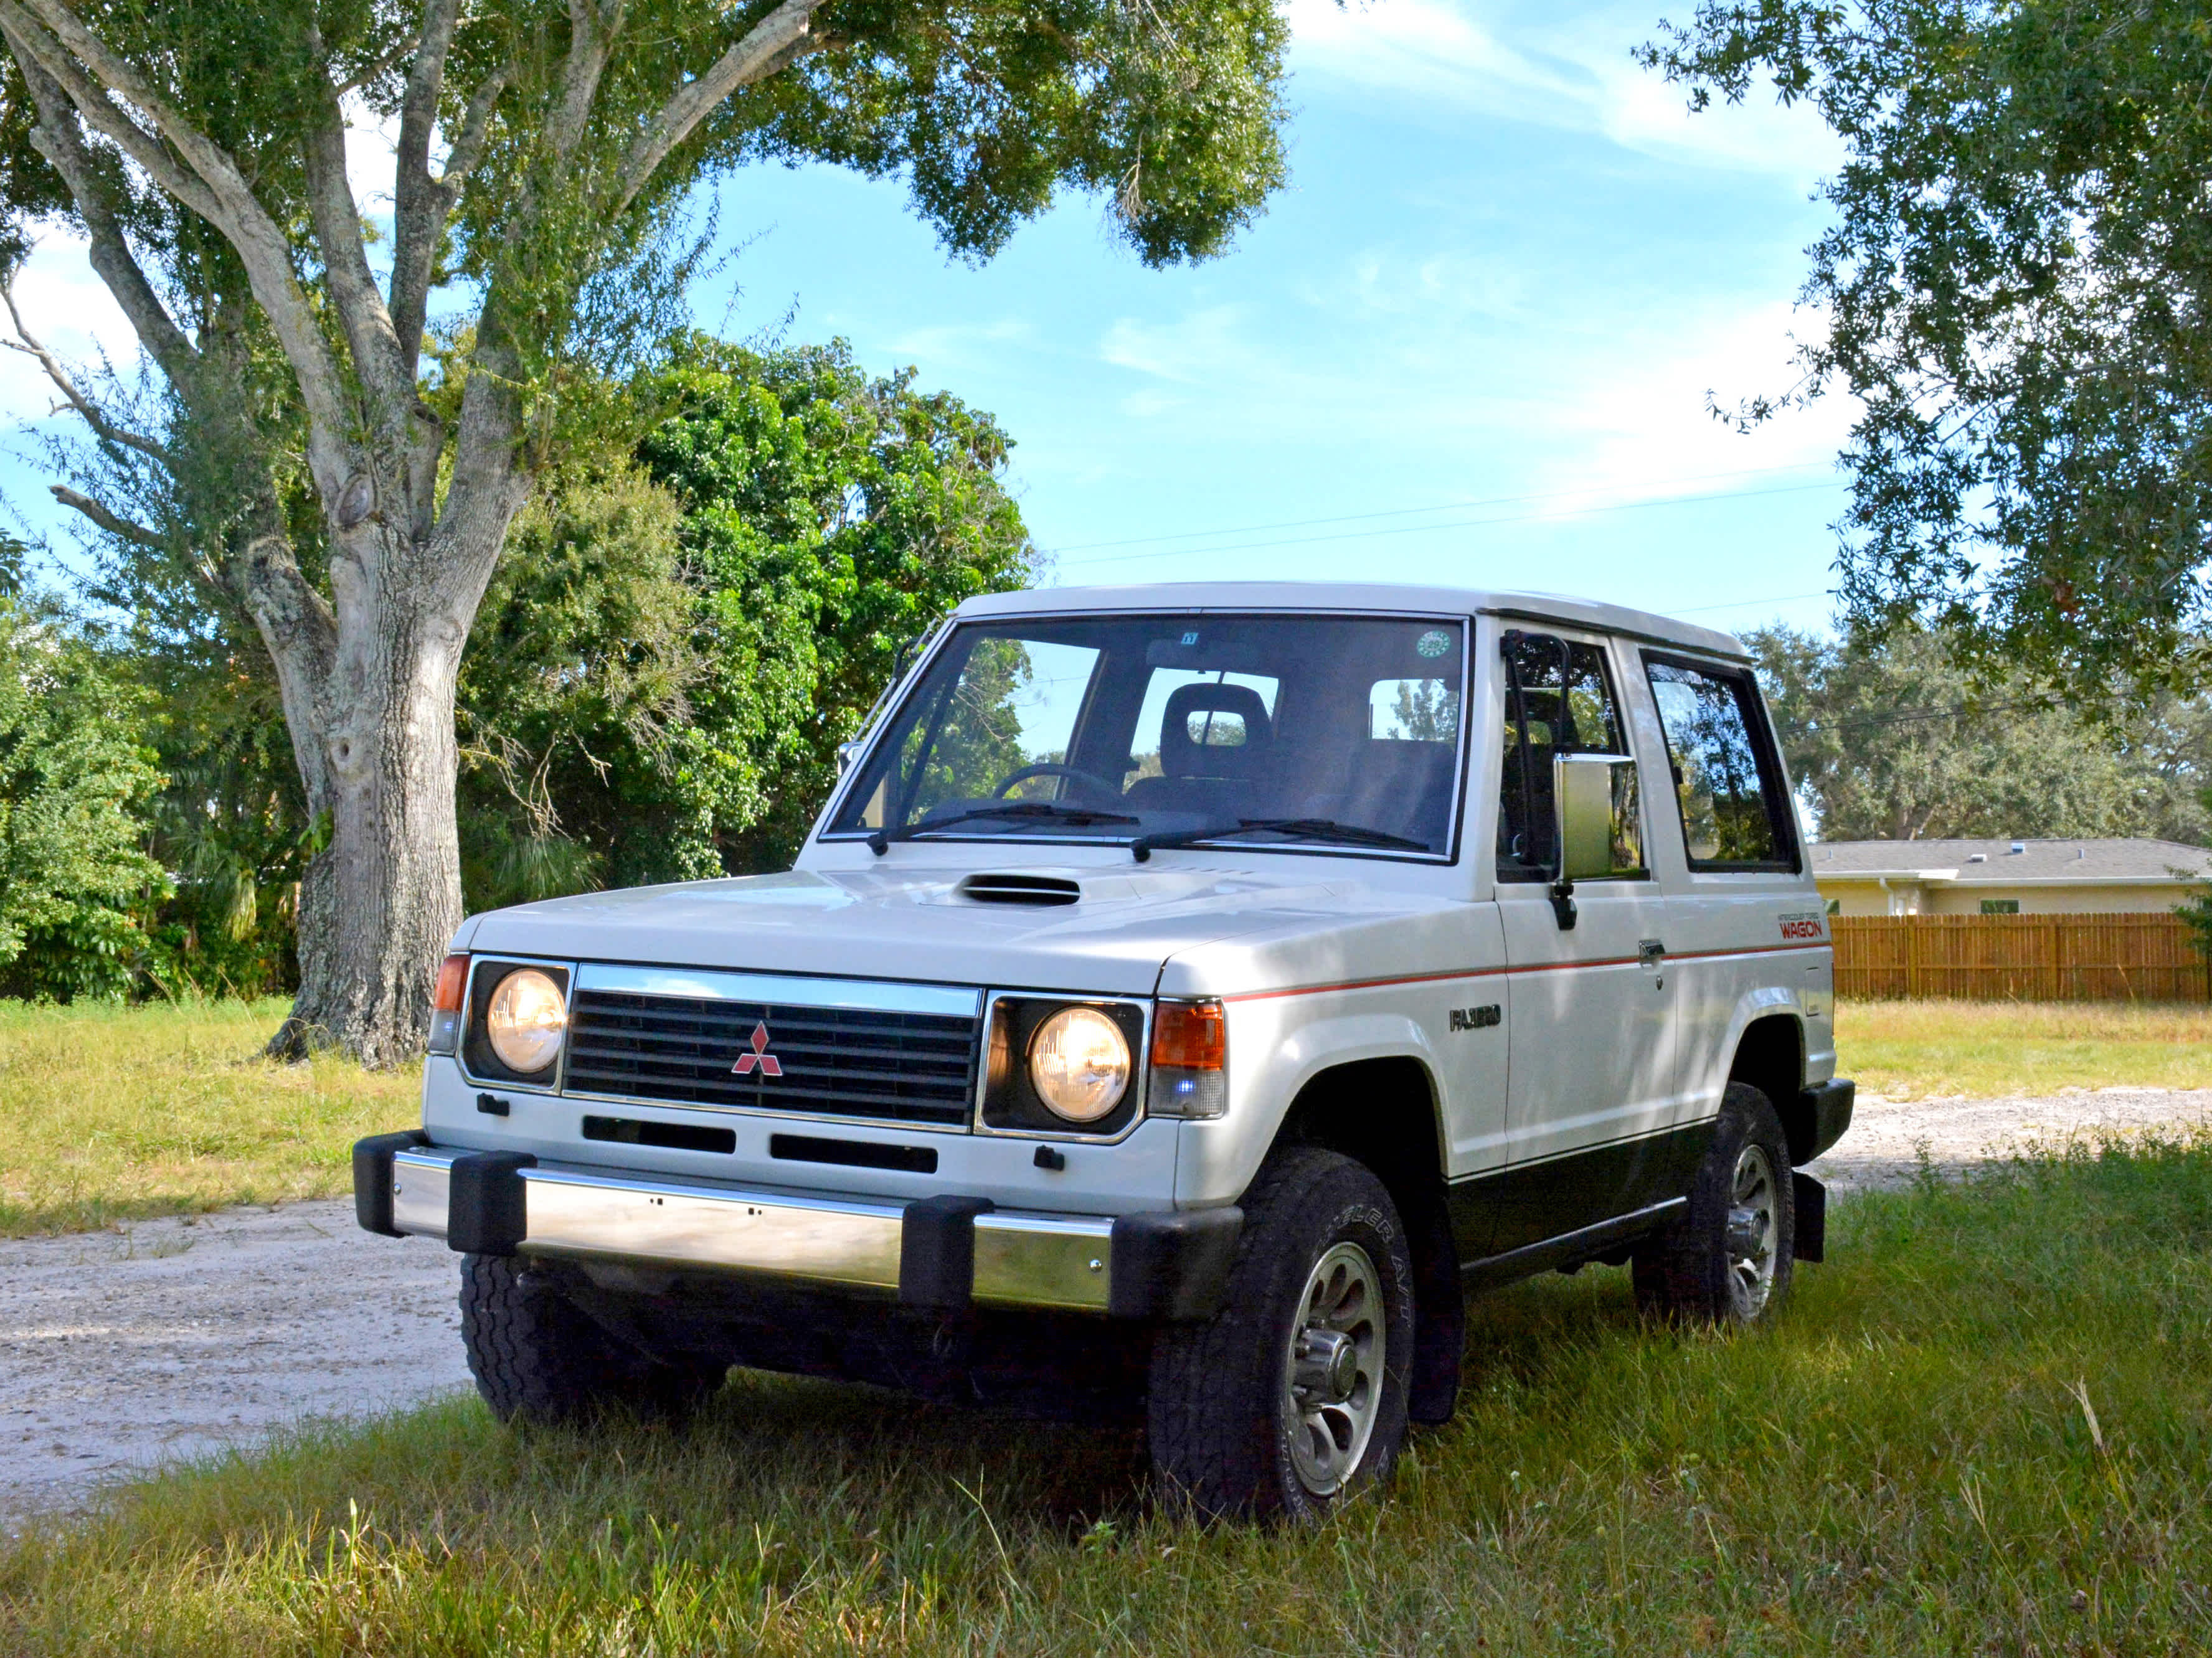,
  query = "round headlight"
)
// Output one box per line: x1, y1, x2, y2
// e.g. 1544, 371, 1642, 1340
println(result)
1027, 1006, 1130, 1123
486, 968, 566, 1073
